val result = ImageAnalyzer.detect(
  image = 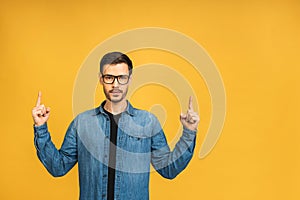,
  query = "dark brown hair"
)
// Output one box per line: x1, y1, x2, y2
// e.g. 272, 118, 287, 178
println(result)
99, 52, 133, 75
